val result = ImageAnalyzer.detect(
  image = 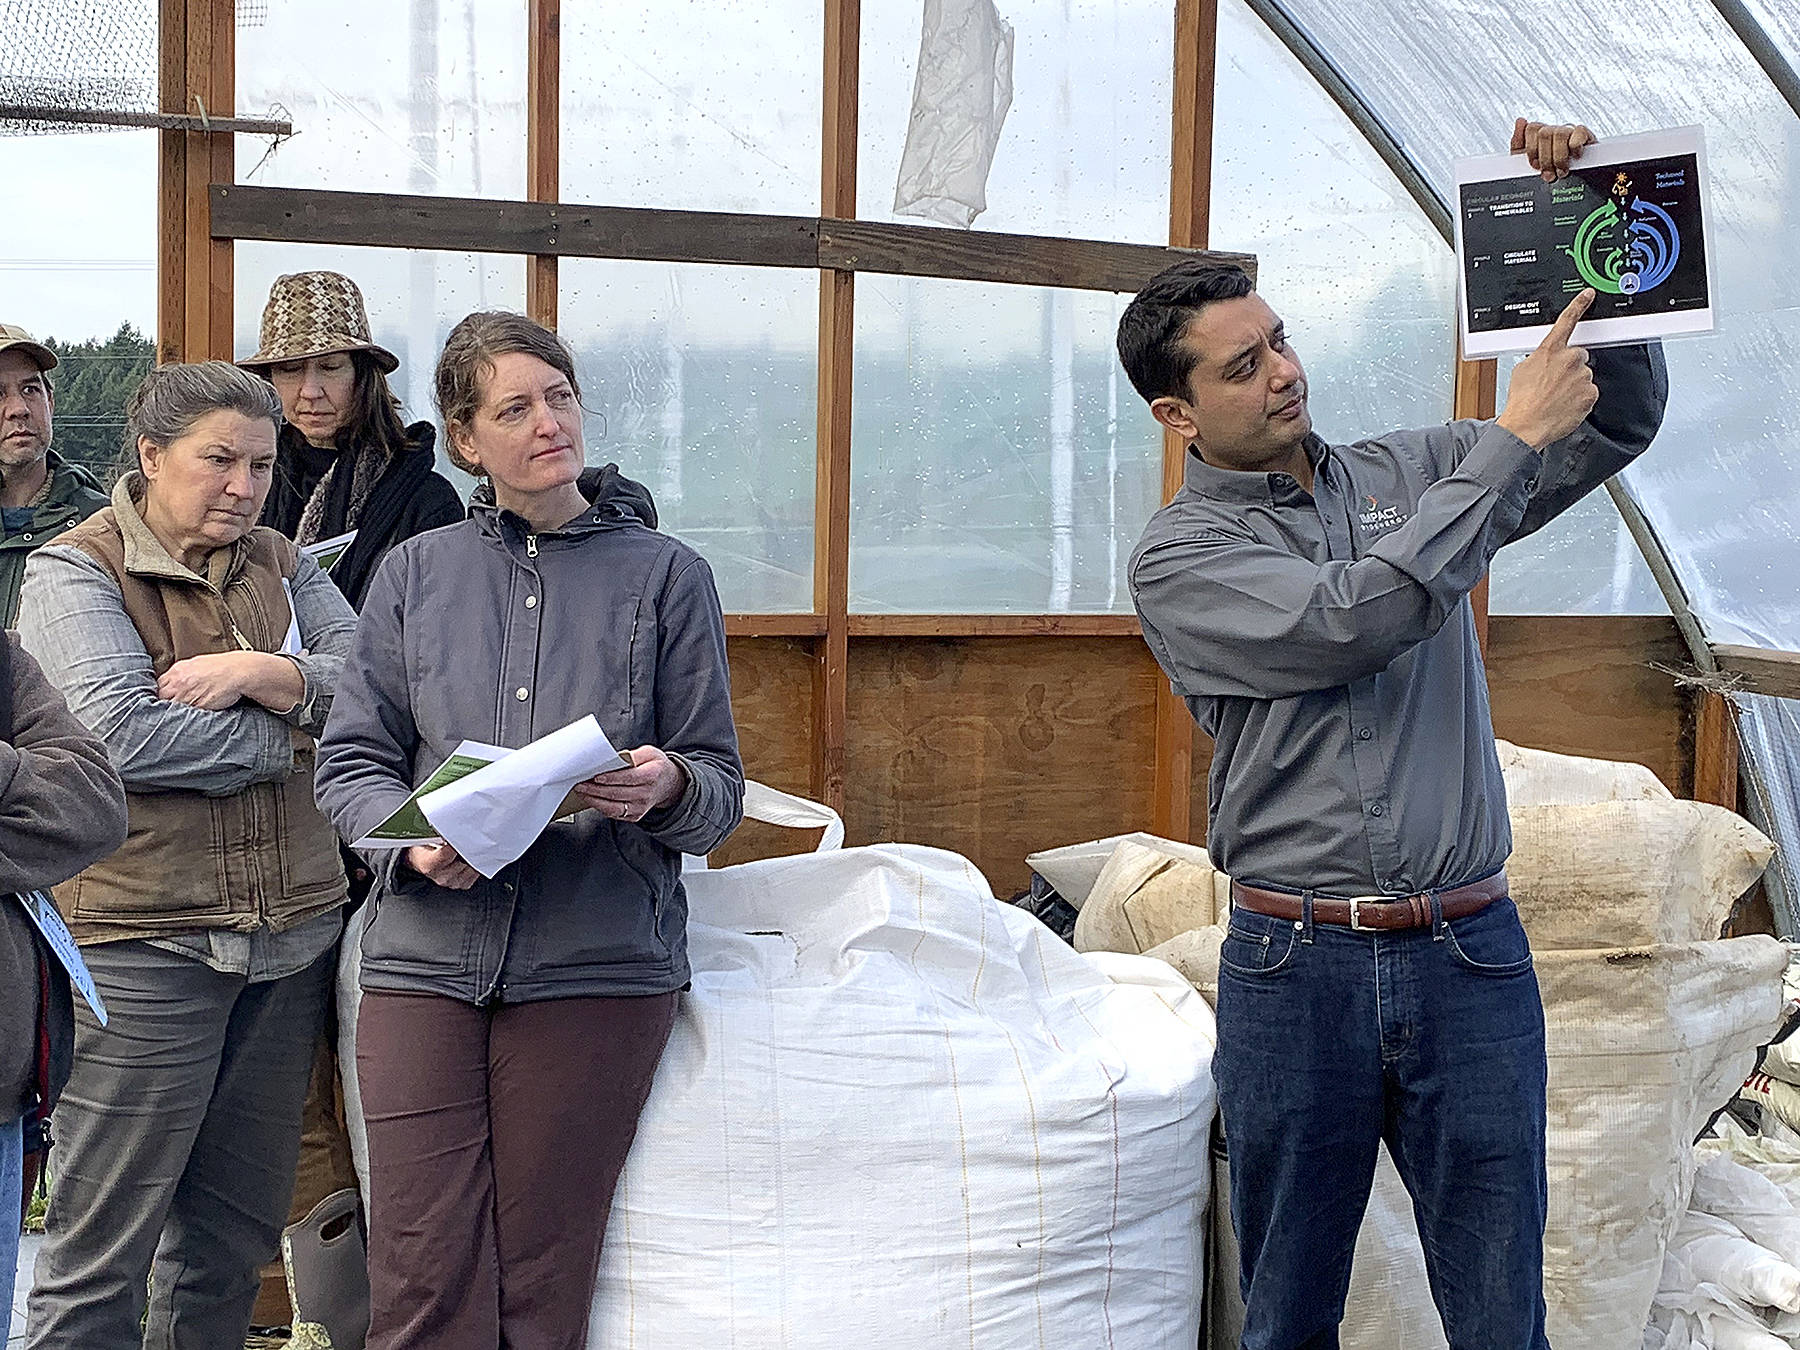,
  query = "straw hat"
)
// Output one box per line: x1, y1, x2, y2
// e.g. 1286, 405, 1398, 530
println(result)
0, 323, 57, 372
239, 271, 398, 373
